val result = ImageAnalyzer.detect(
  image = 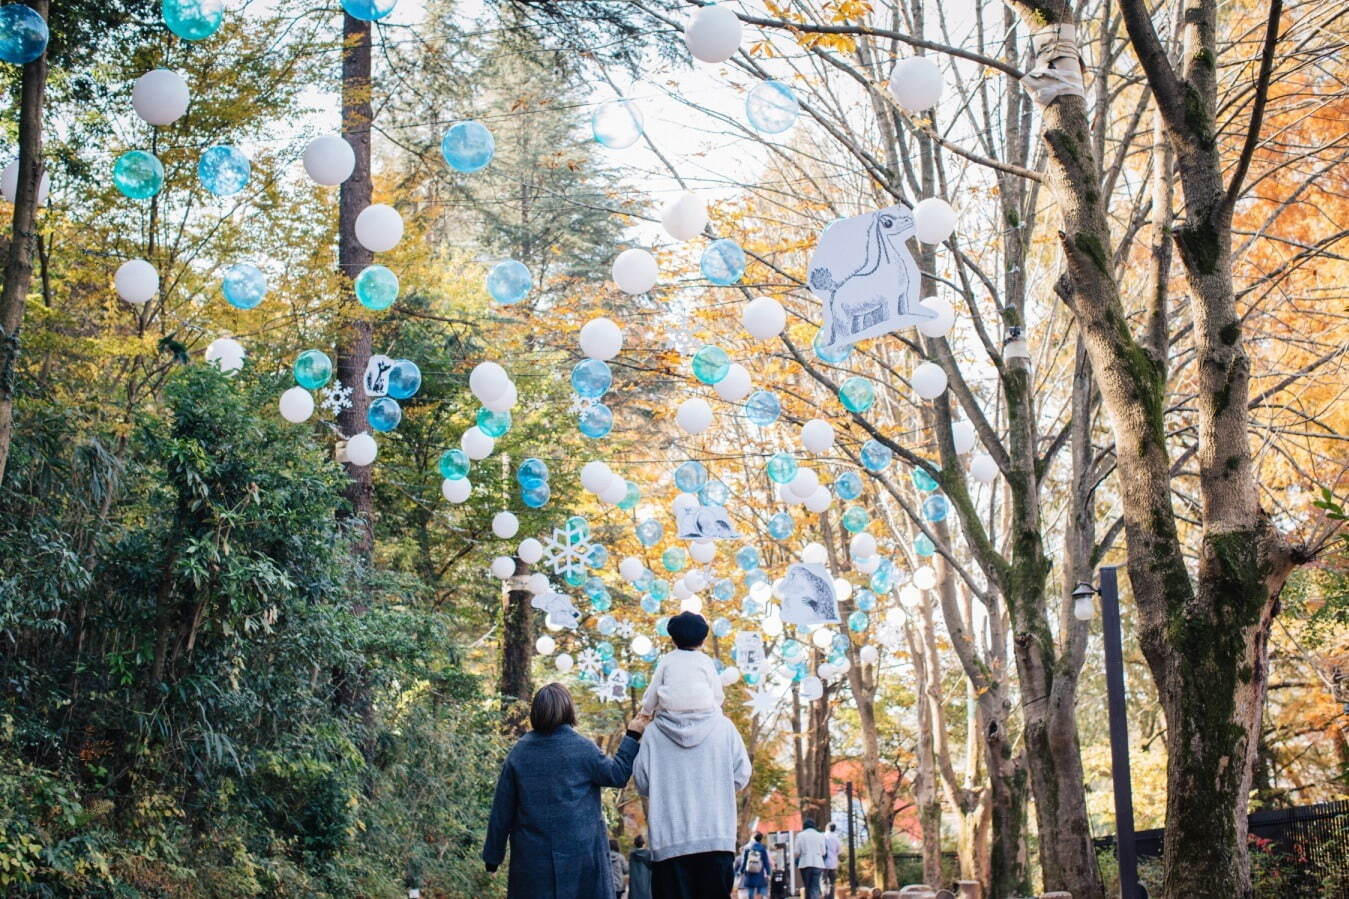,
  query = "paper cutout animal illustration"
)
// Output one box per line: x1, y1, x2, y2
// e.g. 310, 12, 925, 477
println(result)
530, 592, 581, 629
364, 354, 394, 397
676, 503, 739, 540
808, 204, 934, 350
779, 563, 840, 626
